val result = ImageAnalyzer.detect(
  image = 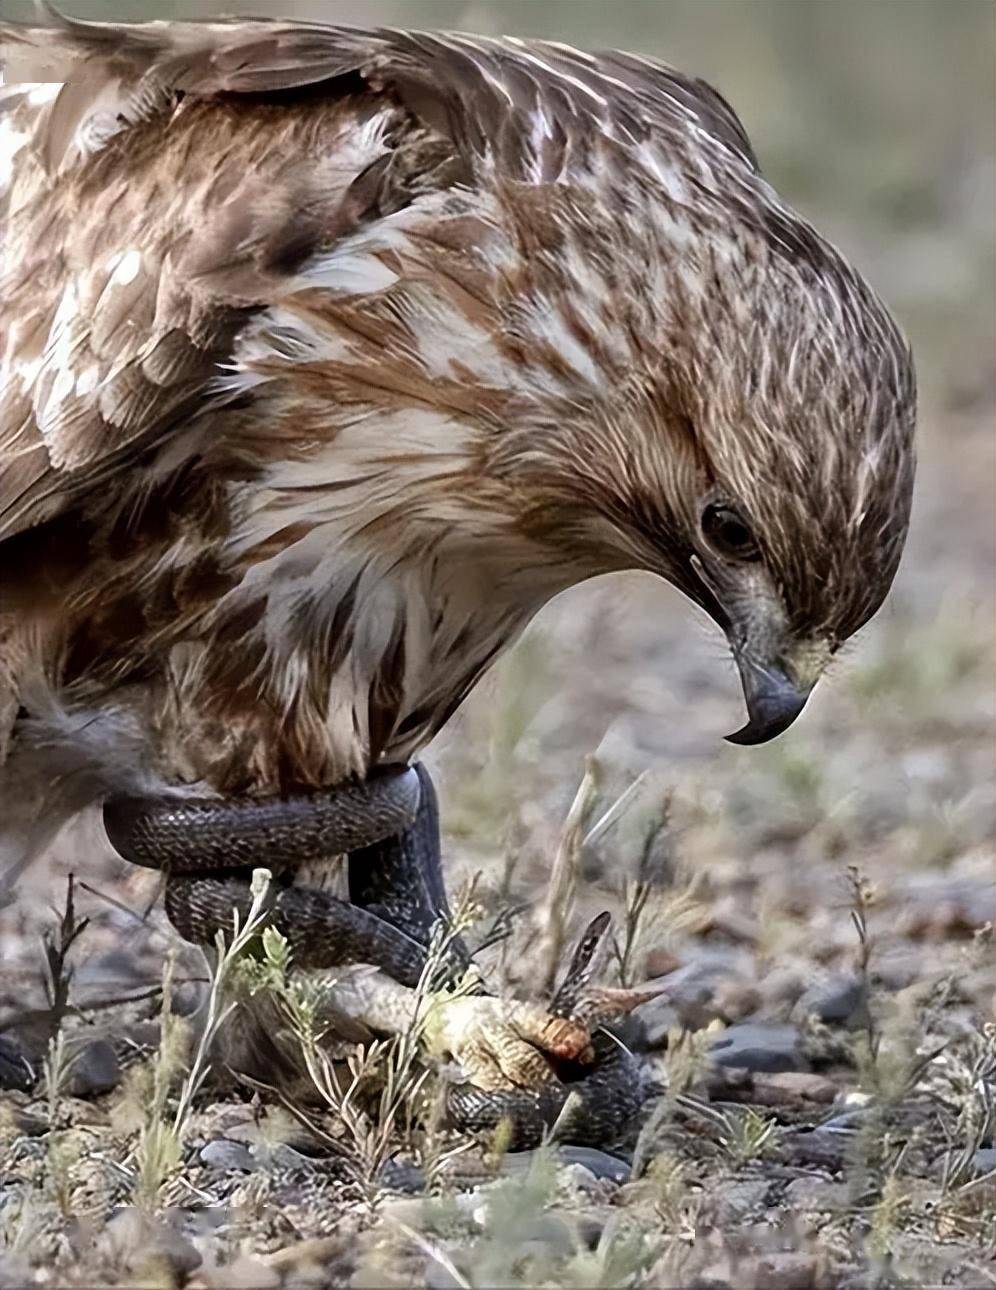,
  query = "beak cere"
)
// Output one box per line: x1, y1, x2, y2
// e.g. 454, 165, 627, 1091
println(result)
725, 661, 812, 746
